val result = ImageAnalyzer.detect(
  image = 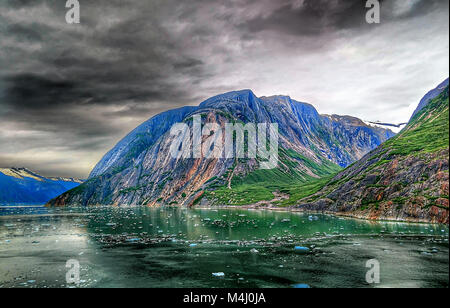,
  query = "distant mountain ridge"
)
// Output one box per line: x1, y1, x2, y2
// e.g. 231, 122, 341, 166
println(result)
49, 90, 394, 207
0, 168, 83, 205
